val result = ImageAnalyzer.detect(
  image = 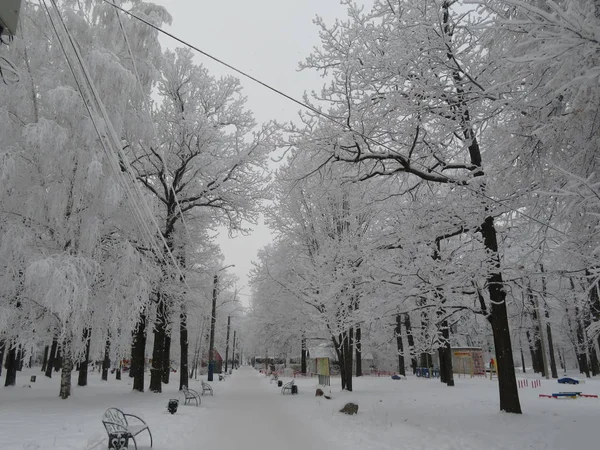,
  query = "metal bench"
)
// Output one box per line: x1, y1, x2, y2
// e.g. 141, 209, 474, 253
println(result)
281, 380, 297, 395
201, 381, 213, 396
102, 407, 152, 450
181, 385, 201, 406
